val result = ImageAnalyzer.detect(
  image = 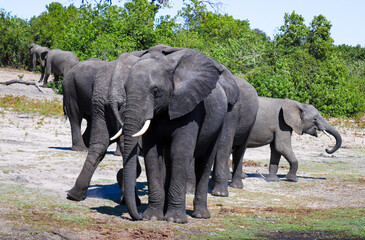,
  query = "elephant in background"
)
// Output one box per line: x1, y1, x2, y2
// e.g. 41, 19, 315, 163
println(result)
246, 97, 342, 182
66, 52, 141, 202
41, 49, 79, 87
116, 45, 239, 223
209, 76, 259, 197
29, 43, 50, 79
